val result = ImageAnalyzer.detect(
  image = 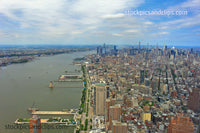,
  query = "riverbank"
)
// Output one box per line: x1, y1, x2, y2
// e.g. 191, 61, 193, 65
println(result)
0, 51, 95, 133
74, 63, 93, 133
0, 46, 95, 67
